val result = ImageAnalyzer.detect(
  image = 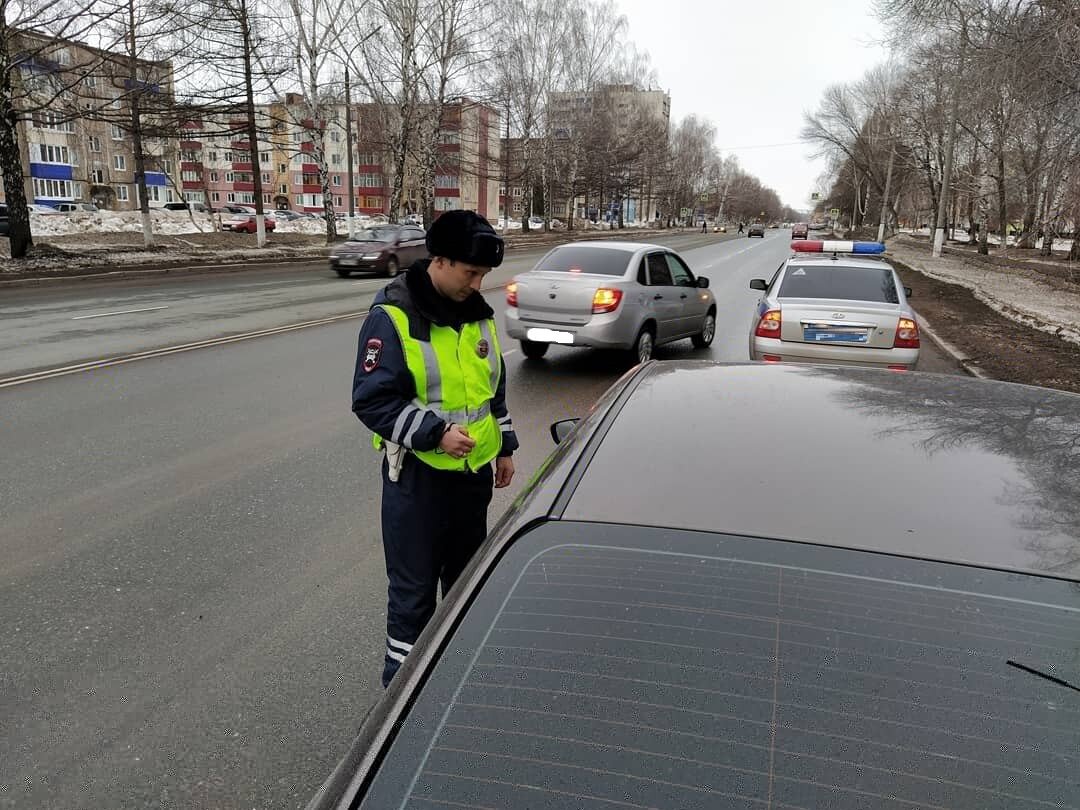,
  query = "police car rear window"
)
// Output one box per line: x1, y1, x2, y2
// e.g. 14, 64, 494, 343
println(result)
536, 246, 633, 275
358, 522, 1080, 809
780, 264, 899, 303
